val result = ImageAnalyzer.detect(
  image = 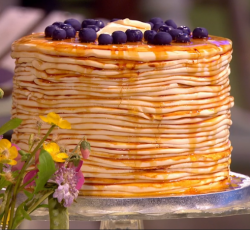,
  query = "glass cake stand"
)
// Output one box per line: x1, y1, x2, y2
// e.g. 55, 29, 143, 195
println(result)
30, 172, 250, 229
